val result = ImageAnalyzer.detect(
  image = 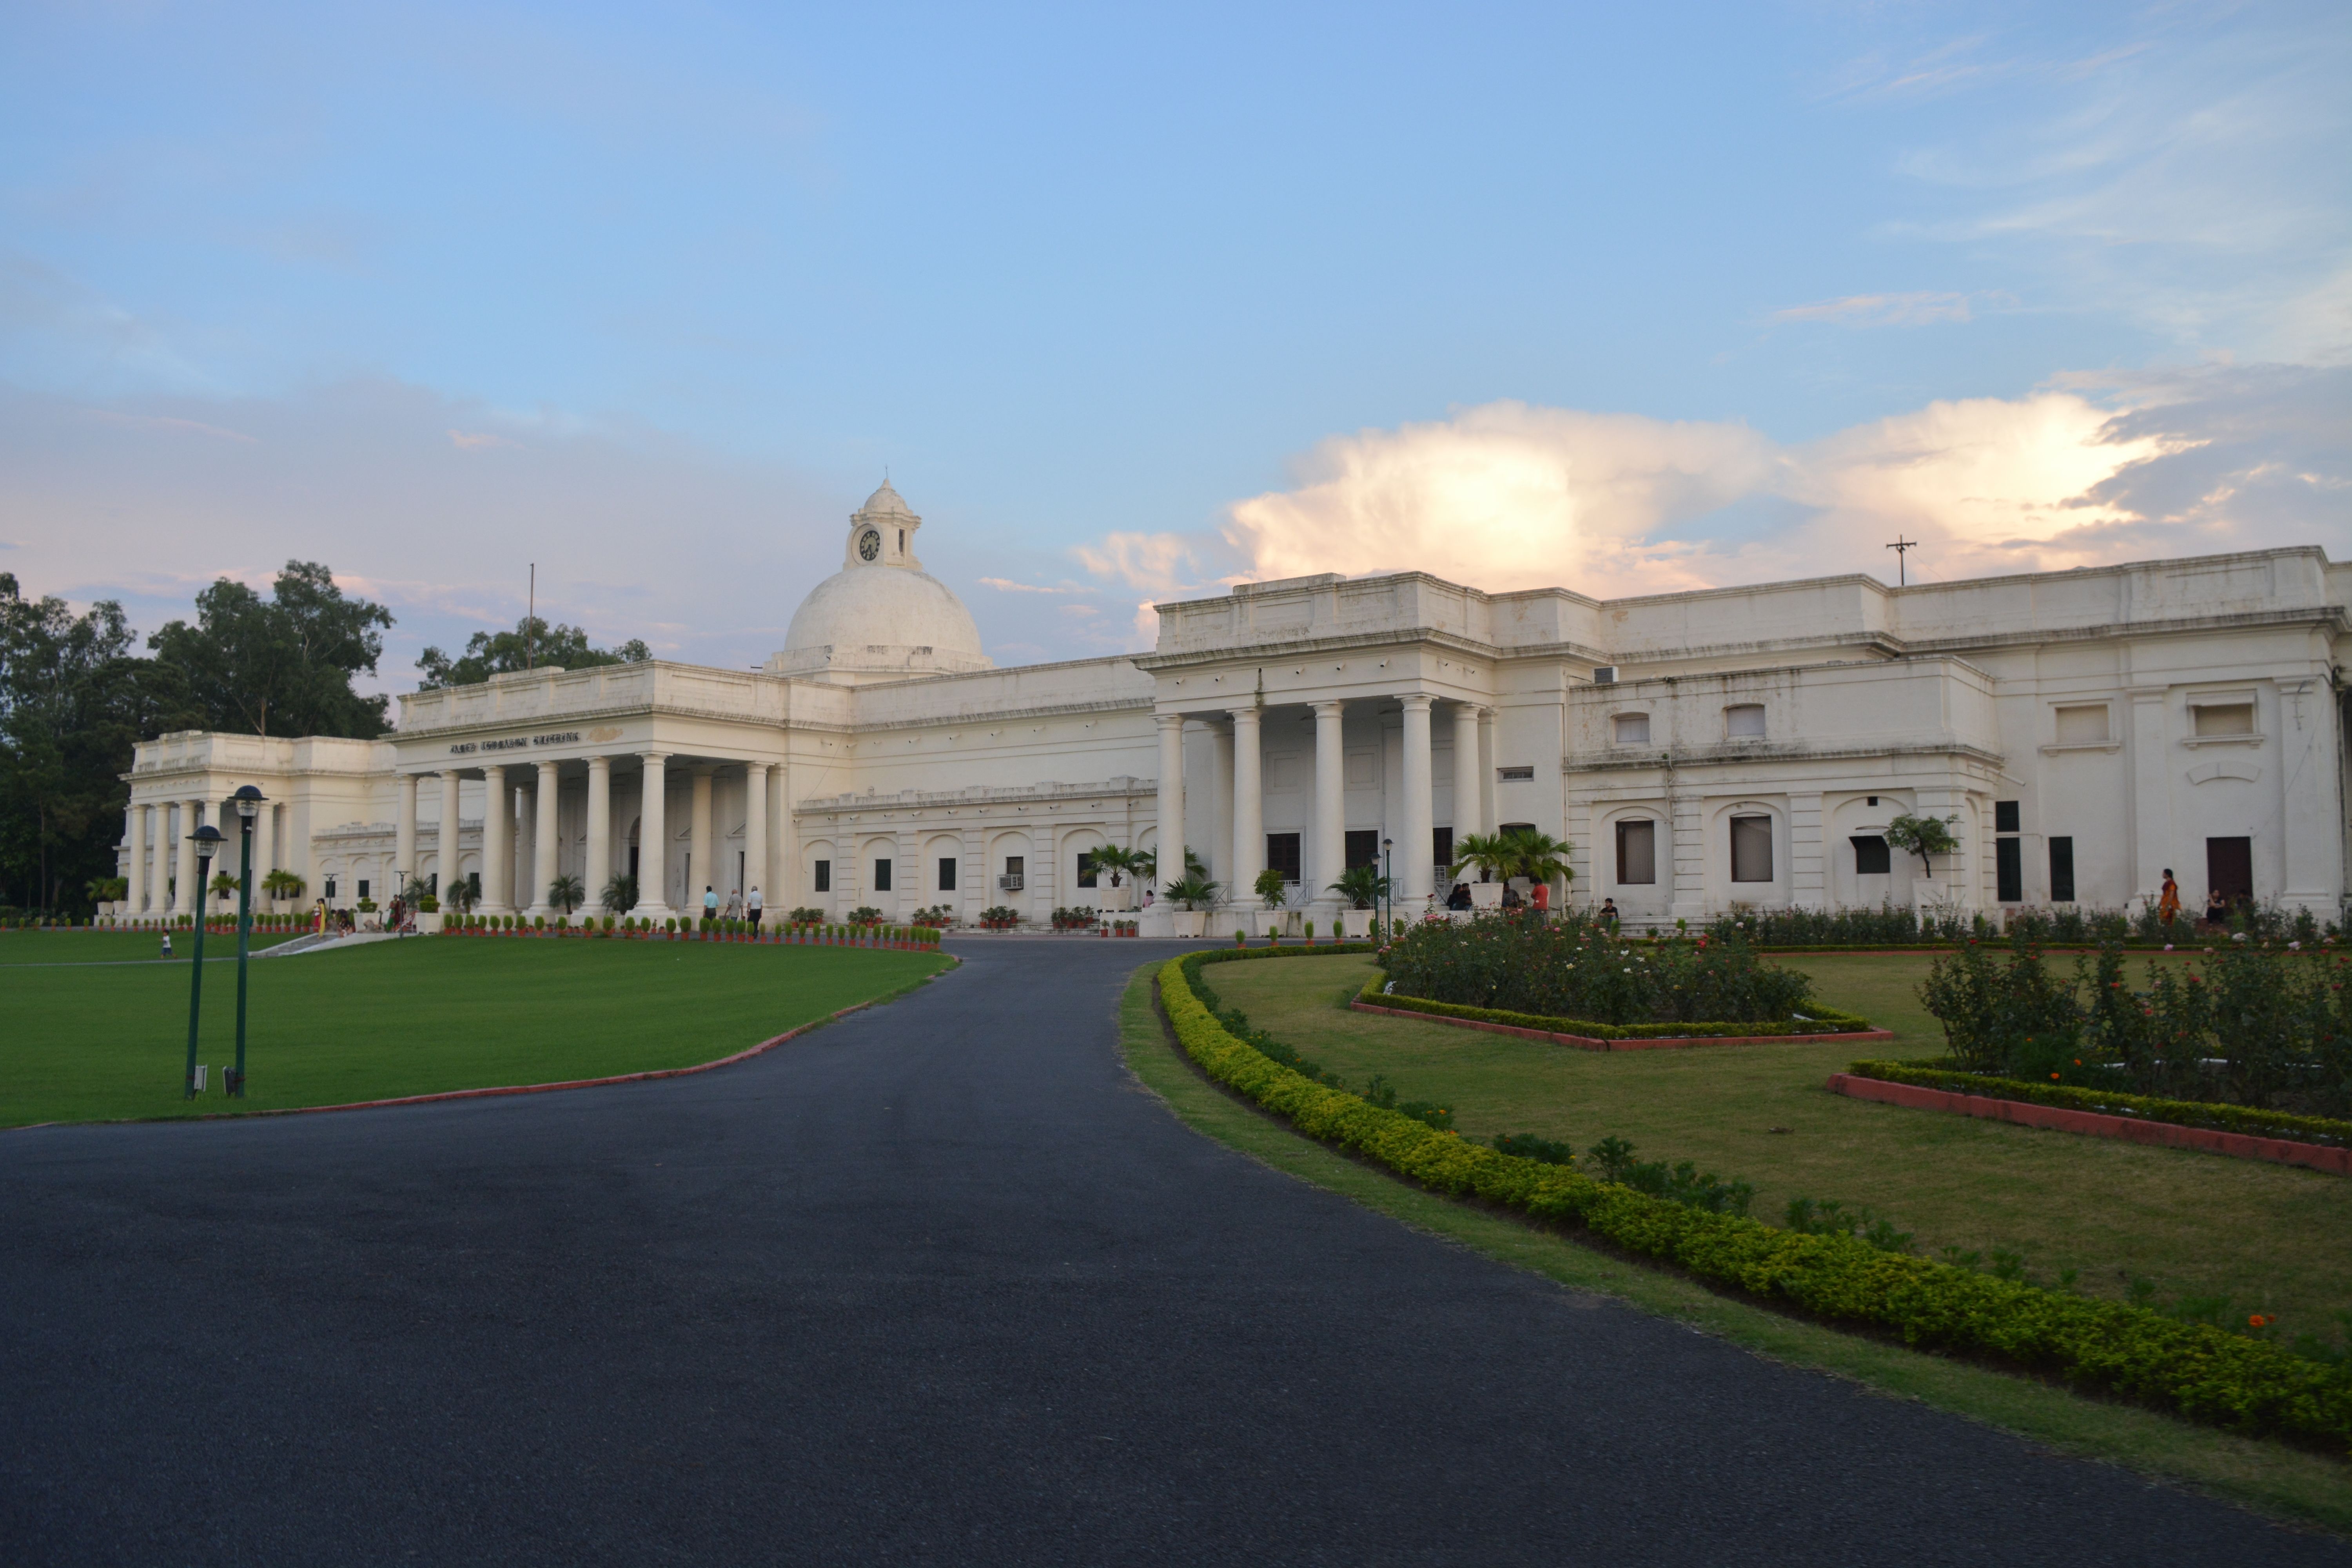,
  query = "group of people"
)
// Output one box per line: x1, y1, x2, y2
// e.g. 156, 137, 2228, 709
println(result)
699, 885, 766, 926
2155, 870, 2247, 931
1441, 880, 1561, 915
